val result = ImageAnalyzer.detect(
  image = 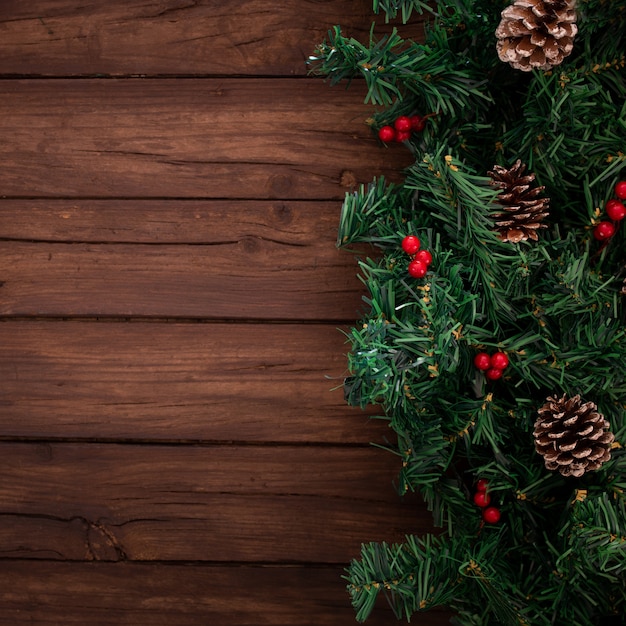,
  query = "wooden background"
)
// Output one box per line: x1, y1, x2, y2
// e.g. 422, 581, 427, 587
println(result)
0, 2, 448, 624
